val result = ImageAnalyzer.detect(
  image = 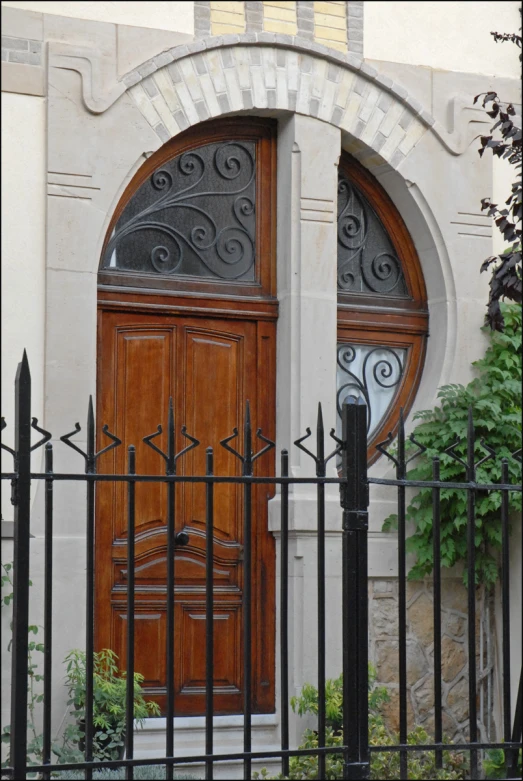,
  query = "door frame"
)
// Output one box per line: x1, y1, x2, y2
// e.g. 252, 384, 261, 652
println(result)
95, 117, 278, 715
